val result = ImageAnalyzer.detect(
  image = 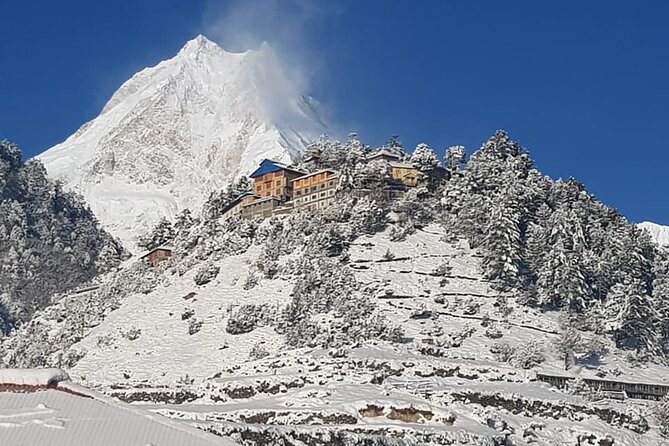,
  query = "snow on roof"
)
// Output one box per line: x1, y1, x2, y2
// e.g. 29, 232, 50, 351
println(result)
367, 149, 401, 161
138, 245, 174, 259
291, 169, 338, 181
0, 368, 69, 386
249, 159, 305, 178
0, 376, 235, 446
389, 161, 417, 169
